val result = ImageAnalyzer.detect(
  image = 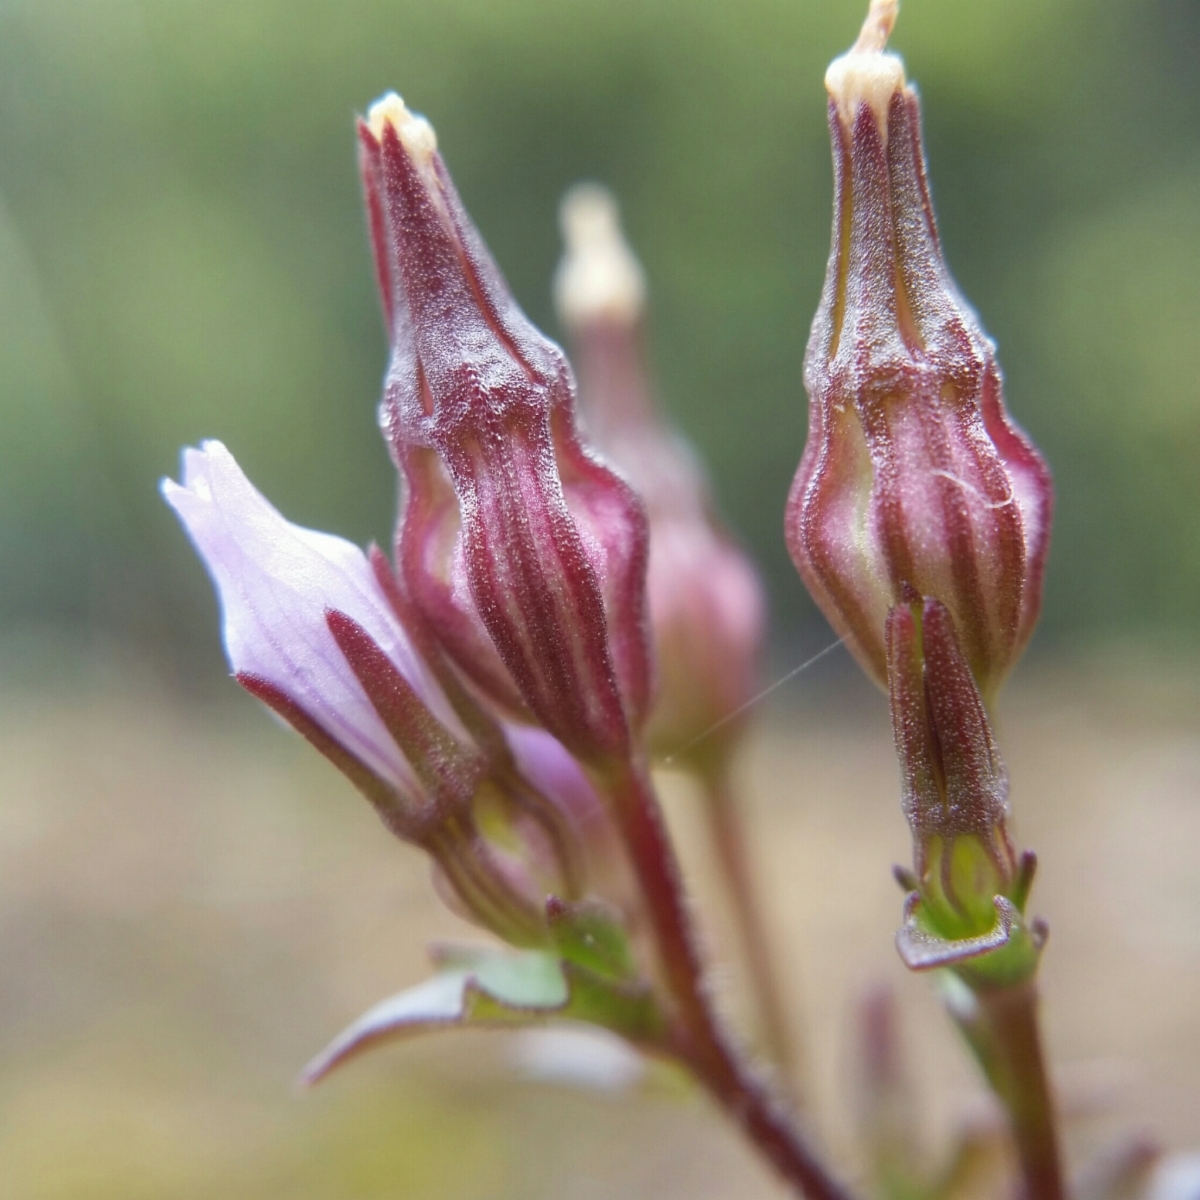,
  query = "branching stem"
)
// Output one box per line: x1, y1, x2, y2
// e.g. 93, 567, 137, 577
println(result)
603, 757, 854, 1200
